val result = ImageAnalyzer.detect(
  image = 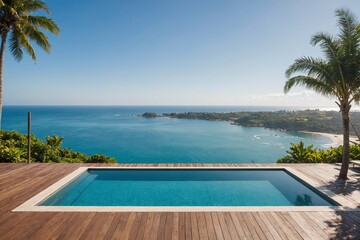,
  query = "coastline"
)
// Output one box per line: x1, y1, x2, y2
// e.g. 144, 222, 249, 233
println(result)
300, 131, 359, 147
